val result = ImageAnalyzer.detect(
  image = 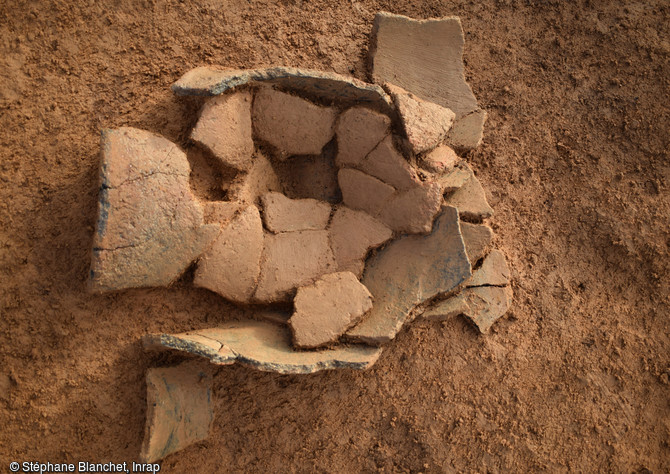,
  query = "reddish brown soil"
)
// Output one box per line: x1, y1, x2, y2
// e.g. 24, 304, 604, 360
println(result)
1, 1, 669, 472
